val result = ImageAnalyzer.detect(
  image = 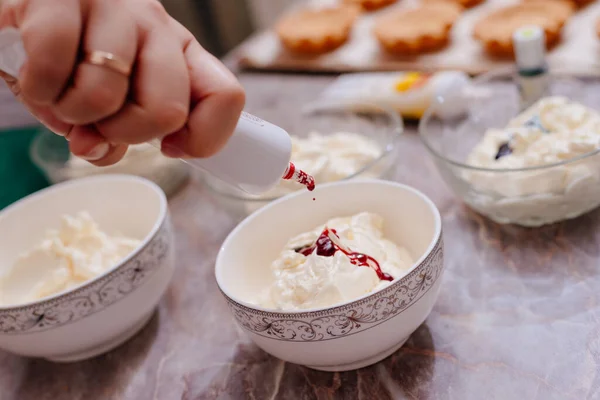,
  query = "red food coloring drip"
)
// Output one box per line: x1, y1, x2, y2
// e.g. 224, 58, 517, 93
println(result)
282, 162, 316, 191
295, 228, 393, 282
297, 169, 315, 191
